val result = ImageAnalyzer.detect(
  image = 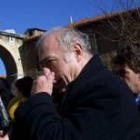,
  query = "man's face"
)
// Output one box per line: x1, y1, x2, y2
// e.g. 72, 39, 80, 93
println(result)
38, 34, 80, 94
123, 66, 140, 94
